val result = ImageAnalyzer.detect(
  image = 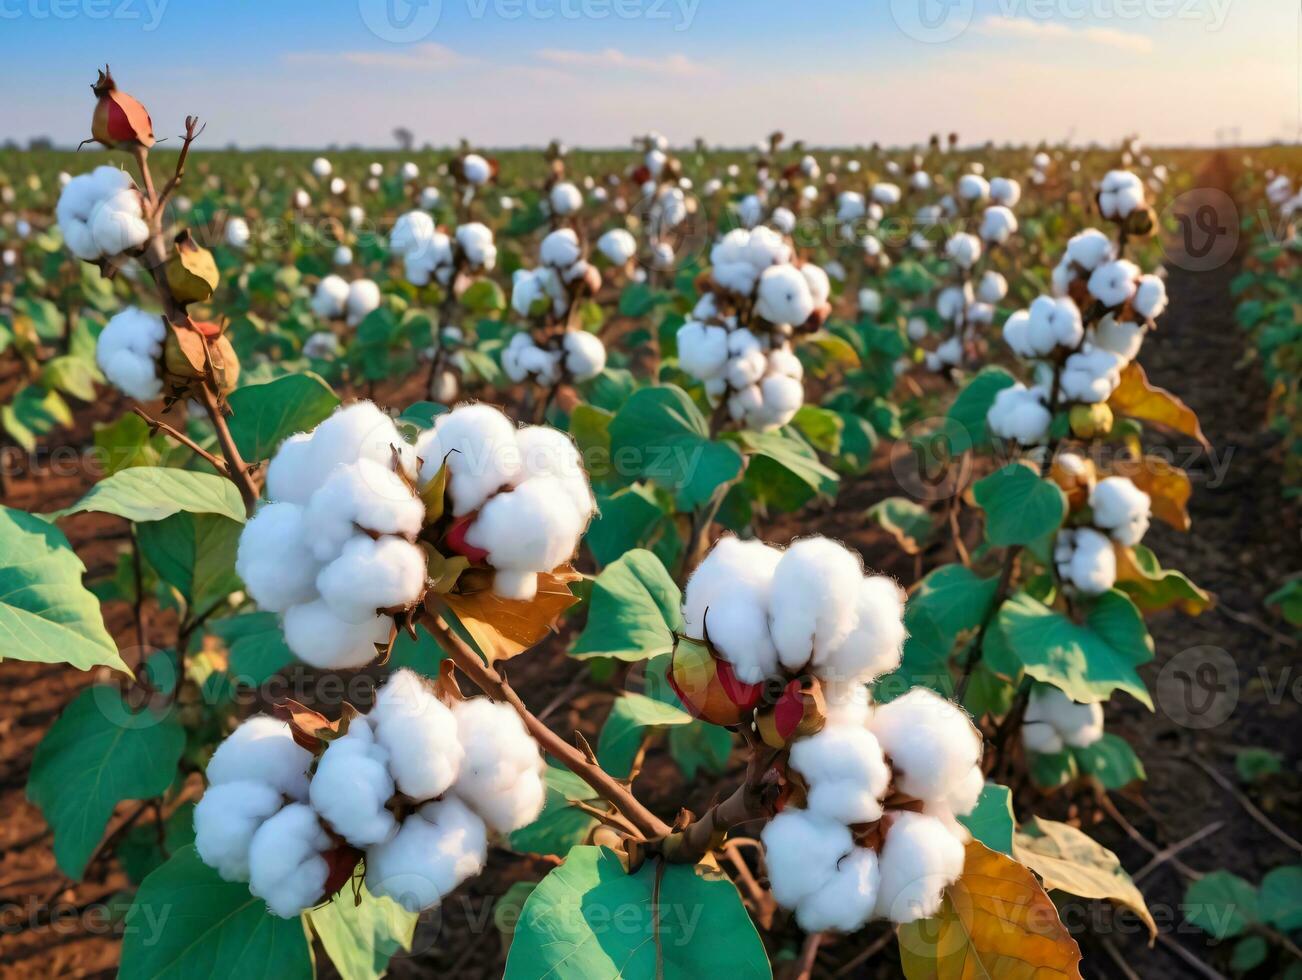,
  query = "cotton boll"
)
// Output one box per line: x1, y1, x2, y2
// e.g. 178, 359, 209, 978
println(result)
745, 226, 792, 270
461, 154, 491, 186
789, 723, 890, 825
1132, 274, 1167, 320
795, 847, 880, 933
935, 335, 963, 367
450, 699, 545, 833
1065, 229, 1114, 271
976, 270, 1007, 304
769, 206, 796, 235
818, 575, 906, 684
365, 797, 487, 913
1025, 295, 1084, 354
370, 670, 464, 800
95, 307, 165, 400
1088, 259, 1140, 308
980, 205, 1018, 245
728, 385, 763, 425
312, 157, 332, 179
415, 404, 522, 515
596, 228, 636, 266
990, 177, 1021, 207
910, 170, 931, 193
562, 330, 606, 381
837, 191, 866, 223
736, 194, 763, 228
677, 320, 729, 380
1021, 714, 1066, 754
309, 717, 397, 847
247, 803, 331, 918
264, 433, 315, 505
194, 781, 284, 882
302, 459, 424, 562
540, 228, 581, 268
283, 599, 392, 669
872, 183, 901, 206
89, 190, 149, 256
756, 264, 814, 326
208, 715, 313, 800
1090, 476, 1151, 546
317, 535, 427, 623
345, 279, 381, 327
769, 537, 865, 674
727, 348, 768, 389
464, 477, 586, 599
455, 222, 496, 269
1099, 170, 1145, 219
1092, 314, 1145, 363
801, 263, 831, 309
987, 383, 1051, 445
1061, 348, 1123, 404
312, 275, 350, 320
768, 347, 803, 381
757, 374, 804, 429
1054, 528, 1117, 595
226, 216, 250, 250
761, 809, 853, 908
1024, 685, 1105, 753
945, 232, 982, 269
237, 503, 322, 613
859, 287, 882, 316
870, 688, 981, 805
512, 425, 594, 523
298, 402, 419, 493
957, 173, 989, 203
682, 535, 783, 683
935, 284, 972, 323
874, 812, 965, 924
549, 182, 582, 216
